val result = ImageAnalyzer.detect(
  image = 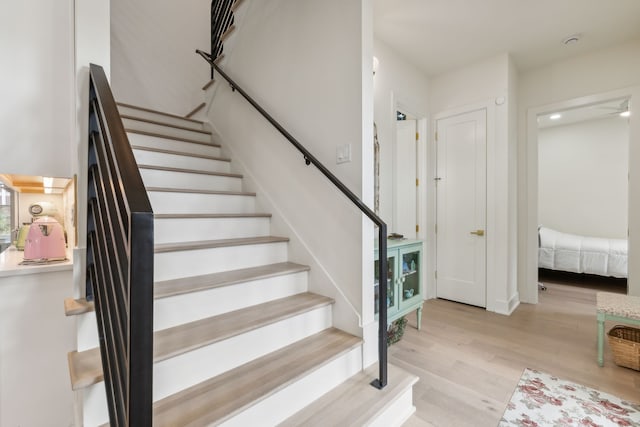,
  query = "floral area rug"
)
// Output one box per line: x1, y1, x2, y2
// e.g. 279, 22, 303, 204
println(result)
499, 368, 640, 426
